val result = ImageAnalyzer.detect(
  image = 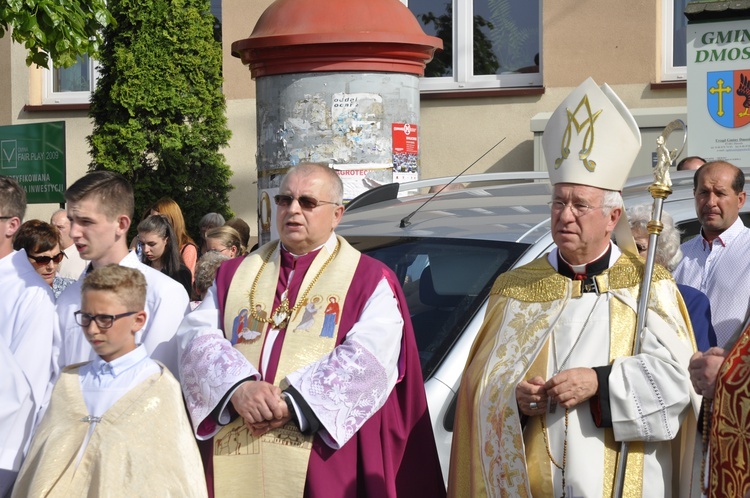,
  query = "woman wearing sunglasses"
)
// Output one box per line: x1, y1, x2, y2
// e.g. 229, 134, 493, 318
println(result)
13, 220, 75, 298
